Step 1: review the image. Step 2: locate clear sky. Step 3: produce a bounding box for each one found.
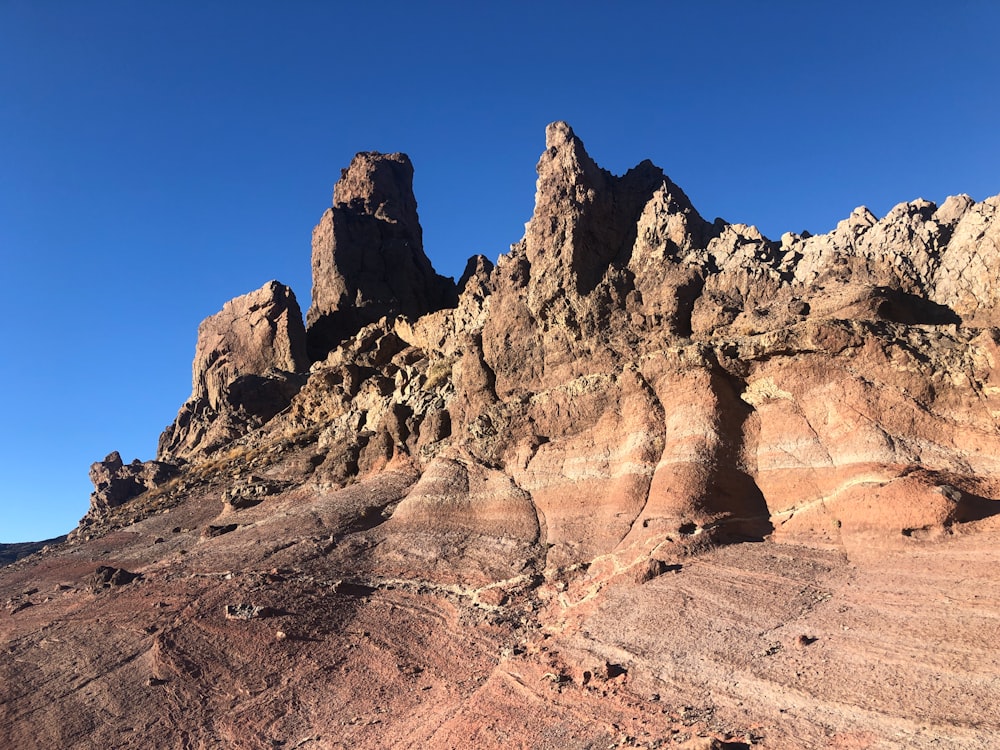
[1,1,998,542]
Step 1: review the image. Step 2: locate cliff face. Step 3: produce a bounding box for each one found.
[96,120,1000,578]
[4,123,1000,749]
[259,121,1000,577]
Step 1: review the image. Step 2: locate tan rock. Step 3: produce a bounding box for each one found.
[83,450,178,522]
[158,280,307,460]
[8,121,1000,750]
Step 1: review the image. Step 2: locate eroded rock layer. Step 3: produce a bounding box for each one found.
[144,121,1000,574]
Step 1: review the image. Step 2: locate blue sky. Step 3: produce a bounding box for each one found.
[1,1,998,542]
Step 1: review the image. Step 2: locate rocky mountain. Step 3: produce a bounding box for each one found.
[2,123,999,749]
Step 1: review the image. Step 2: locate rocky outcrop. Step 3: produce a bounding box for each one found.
[78,450,179,532]
[140,122,1000,576]
[89,565,141,590]
[158,280,308,461]
[306,151,457,360]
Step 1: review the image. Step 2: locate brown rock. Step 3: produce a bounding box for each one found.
[90,565,141,590]
[482,122,669,395]
[306,151,456,360]
[223,603,268,620]
[522,121,668,296]
[7,122,1000,750]
[202,524,238,538]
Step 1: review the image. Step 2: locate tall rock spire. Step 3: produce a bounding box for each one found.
[306,151,456,360]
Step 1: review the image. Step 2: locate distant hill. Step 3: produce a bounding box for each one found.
[0,536,66,567]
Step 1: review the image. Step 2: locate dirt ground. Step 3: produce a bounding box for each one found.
[2,475,998,749]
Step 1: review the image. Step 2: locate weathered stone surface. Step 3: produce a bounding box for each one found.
[222,476,290,511]
[306,151,457,360]
[381,456,542,582]
[90,565,141,590]
[158,280,308,460]
[280,122,1000,572]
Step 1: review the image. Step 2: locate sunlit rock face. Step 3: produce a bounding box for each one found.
[269,122,1000,576]
[138,121,1000,575]
[157,280,308,461]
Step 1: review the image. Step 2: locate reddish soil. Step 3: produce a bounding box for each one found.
[2,472,998,749]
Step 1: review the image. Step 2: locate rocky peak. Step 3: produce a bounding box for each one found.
[158,280,308,461]
[191,280,307,411]
[306,151,457,360]
[525,121,682,296]
[332,151,419,223]
[457,254,494,297]
[483,123,712,393]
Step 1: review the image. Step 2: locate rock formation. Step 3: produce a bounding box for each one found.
[86,451,178,513]
[72,450,180,539]
[4,123,1000,749]
[158,280,308,461]
[109,120,1000,575]
[306,151,457,360]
